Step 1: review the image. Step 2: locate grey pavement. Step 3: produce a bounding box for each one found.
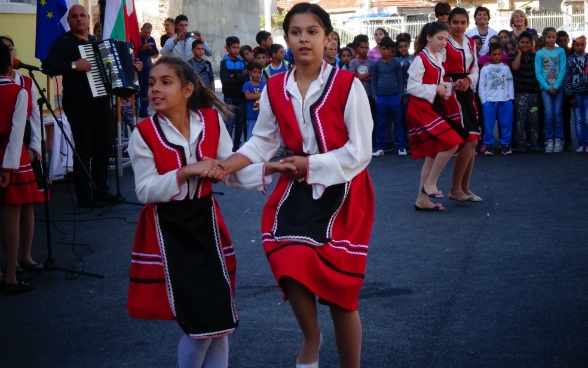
[1,145,587,367]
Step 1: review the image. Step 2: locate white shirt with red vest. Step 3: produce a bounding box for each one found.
[128,110,269,203]
[237,63,373,199]
[0,77,28,171]
[13,70,41,155]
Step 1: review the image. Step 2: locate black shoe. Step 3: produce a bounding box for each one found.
[21,262,44,272]
[93,191,119,203]
[78,197,107,208]
[4,281,35,296]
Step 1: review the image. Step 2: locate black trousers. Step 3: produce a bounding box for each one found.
[62,95,113,200]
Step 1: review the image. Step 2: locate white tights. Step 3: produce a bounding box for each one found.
[178,334,229,368]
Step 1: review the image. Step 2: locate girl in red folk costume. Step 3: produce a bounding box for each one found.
[127,57,267,368]
[0,41,43,295]
[443,7,483,202]
[217,3,374,368]
[1,36,45,276]
[407,22,470,211]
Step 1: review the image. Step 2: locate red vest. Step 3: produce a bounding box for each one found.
[0,78,23,138]
[418,49,443,85]
[266,66,355,153]
[18,74,33,118]
[443,36,476,79]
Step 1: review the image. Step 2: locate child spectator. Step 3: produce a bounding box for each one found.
[478,35,510,69]
[368,27,389,61]
[345,43,356,58]
[557,30,574,150]
[472,35,483,57]
[499,29,511,44]
[371,36,406,156]
[324,40,338,68]
[220,36,249,151]
[563,36,588,152]
[188,39,215,91]
[254,30,273,63]
[505,40,517,56]
[535,27,567,153]
[349,34,376,144]
[242,63,266,141]
[510,31,540,152]
[254,48,269,82]
[240,45,254,64]
[479,43,515,155]
[396,37,413,150]
[338,47,352,70]
[264,43,289,77]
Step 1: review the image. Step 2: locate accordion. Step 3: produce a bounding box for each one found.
[78,38,140,98]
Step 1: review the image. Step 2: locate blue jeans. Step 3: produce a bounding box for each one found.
[223,97,246,149]
[482,100,513,147]
[246,118,257,142]
[573,93,588,146]
[375,95,404,151]
[540,88,564,140]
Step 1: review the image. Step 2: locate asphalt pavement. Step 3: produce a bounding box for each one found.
[1,143,587,368]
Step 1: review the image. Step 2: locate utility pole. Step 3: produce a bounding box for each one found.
[264,0,272,31]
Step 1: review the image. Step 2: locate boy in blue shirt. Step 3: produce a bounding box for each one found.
[264,43,289,78]
[220,36,248,151]
[188,39,215,91]
[371,36,406,156]
[242,63,266,141]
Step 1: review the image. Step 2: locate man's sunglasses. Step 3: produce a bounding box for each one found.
[437,12,450,16]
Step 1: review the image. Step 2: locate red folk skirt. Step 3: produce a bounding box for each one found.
[0,140,44,204]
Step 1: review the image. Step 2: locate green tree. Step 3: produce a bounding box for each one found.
[260,10,288,30]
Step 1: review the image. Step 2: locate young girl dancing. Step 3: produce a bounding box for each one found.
[0,41,43,295]
[406,22,470,211]
[126,56,276,368]
[216,3,375,367]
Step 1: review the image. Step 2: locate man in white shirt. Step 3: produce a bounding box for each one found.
[161,14,212,60]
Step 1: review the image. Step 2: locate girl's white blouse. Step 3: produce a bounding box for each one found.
[128,111,267,204]
[237,63,373,199]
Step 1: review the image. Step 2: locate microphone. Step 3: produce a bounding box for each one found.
[12,59,54,75]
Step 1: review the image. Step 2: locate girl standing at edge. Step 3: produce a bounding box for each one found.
[127,57,289,368]
[407,22,468,211]
[444,7,483,202]
[217,3,375,367]
[368,27,389,61]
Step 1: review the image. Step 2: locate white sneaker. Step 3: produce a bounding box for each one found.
[372,149,384,156]
[576,146,586,152]
[398,149,407,156]
[545,140,554,153]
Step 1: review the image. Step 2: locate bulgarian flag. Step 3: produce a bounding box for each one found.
[102,0,141,56]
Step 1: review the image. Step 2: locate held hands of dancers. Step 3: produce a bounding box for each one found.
[436,83,448,97]
[277,156,307,182]
[452,77,470,92]
[178,157,225,184]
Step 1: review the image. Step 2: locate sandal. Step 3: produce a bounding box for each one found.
[448,193,474,202]
[421,186,443,199]
[414,203,444,211]
[4,280,35,296]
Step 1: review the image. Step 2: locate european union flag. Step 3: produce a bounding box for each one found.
[35,0,70,61]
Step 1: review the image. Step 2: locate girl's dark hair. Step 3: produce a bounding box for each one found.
[375,27,389,38]
[0,41,11,75]
[489,35,501,43]
[345,43,355,49]
[339,47,352,57]
[448,7,469,25]
[506,40,517,49]
[488,42,503,53]
[517,31,533,43]
[542,27,557,37]
[283,2,333,36]
[152,56,232,117]
[471,35,482,41]
[498,29,510,37]
[414,21,449,55]
[0,35,14,47]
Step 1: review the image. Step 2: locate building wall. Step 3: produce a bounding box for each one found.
[169,0,260,69]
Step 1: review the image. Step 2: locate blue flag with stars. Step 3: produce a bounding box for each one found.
[35,0,70,61]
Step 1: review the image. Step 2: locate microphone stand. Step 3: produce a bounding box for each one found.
[26,69,104,281]
[98,65,142,216]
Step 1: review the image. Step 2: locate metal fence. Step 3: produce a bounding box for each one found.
[334,10,588,45]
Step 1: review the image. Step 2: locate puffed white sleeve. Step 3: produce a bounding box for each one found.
[468,46,479,89]
[128,128,187,204]
[407,56,438,104]
[28,86,42,155]
[215,111,272,193]
[306,77,372,199]
[2,89,28,171]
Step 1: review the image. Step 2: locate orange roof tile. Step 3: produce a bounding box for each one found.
[277,0,435,11]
